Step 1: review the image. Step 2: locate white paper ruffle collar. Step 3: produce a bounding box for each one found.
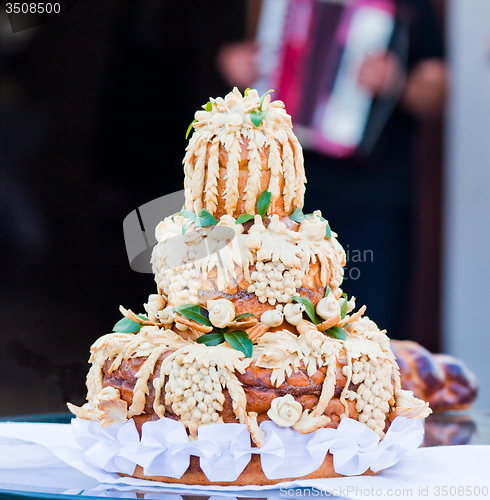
[72,415,424,482]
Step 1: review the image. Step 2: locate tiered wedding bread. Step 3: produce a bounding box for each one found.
[68,88,431,485]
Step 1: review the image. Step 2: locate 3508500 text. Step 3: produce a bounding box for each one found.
[5,2,61,14]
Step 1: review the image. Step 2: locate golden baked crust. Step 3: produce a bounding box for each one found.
[212,140,292,219]
[183,89,306,219]
[101,355,370,434]
[123,454,378,486]
[154,215,329,315]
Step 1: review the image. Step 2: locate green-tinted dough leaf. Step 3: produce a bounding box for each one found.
[325,222,332,240]
[224,331,253,358]
[235,214,255,224]
[186,119,197,139]
[195,333,225,346]
[173,304,201,314]
[113,317,142,333]
[340,298,348,320]
[250,110,266,127]
[291,295,321,325]
[177,309,212,327]
[257,190,271,217]
[182,218,194,234]
[290,207,306,223]
[259,89,275,109]
[196,209,218,227]
[181,209,196,220]
[234,313,255,321]
[326,326,346,341]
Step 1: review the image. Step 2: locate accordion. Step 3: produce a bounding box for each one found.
[255,0,409,158]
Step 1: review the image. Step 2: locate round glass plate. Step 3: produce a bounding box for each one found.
[1,411,489,500]
[0,413,73,424]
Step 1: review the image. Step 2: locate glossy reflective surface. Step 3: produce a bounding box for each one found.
[1,411,489,500]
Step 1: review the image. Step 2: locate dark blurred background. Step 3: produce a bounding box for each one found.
[0,0,446,416]
[0,0,246,415]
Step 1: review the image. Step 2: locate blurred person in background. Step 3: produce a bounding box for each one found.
[217,0,447,340]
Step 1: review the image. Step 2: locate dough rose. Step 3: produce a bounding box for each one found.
[258,345,290,369]
[267,394,303,427]
[226,113,244,133]
[316,293,340,321]
[207,299,235,328]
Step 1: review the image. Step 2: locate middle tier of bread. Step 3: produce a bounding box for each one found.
[101,352,376,436]
[150,211,346,314]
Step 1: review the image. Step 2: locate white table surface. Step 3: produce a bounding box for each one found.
[0,422,489,500]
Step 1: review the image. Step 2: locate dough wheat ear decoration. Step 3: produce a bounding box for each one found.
[68,88,431,486]
[183,88,306,219]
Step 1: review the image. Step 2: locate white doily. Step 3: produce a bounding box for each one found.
[72,416,424,481]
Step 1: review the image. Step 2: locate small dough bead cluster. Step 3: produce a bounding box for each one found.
[154,266,168,296]
[164,357,225,436]
[163,265,201,307]
[343,356,393,437]
[247,261,303,305]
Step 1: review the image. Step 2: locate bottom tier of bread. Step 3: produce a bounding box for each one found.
[120,454,378,486]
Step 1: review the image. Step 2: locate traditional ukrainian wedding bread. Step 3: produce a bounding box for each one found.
[68,88,432,485]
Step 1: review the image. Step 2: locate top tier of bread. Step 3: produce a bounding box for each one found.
[183,88,306,218]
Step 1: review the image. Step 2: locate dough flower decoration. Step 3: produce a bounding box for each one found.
[316,293,341,320]
[302,329,327,351]
[267,394,303,427]
[315,292,341,331]
[242,89,261,113]
[68,387,127,428]
[257,345,291,369]
[207,299,236,329]
[287,296,347,341]
[226,113,244,133]
[390,389,432,420]
[171,302,255,358]
[186,89,275,140]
